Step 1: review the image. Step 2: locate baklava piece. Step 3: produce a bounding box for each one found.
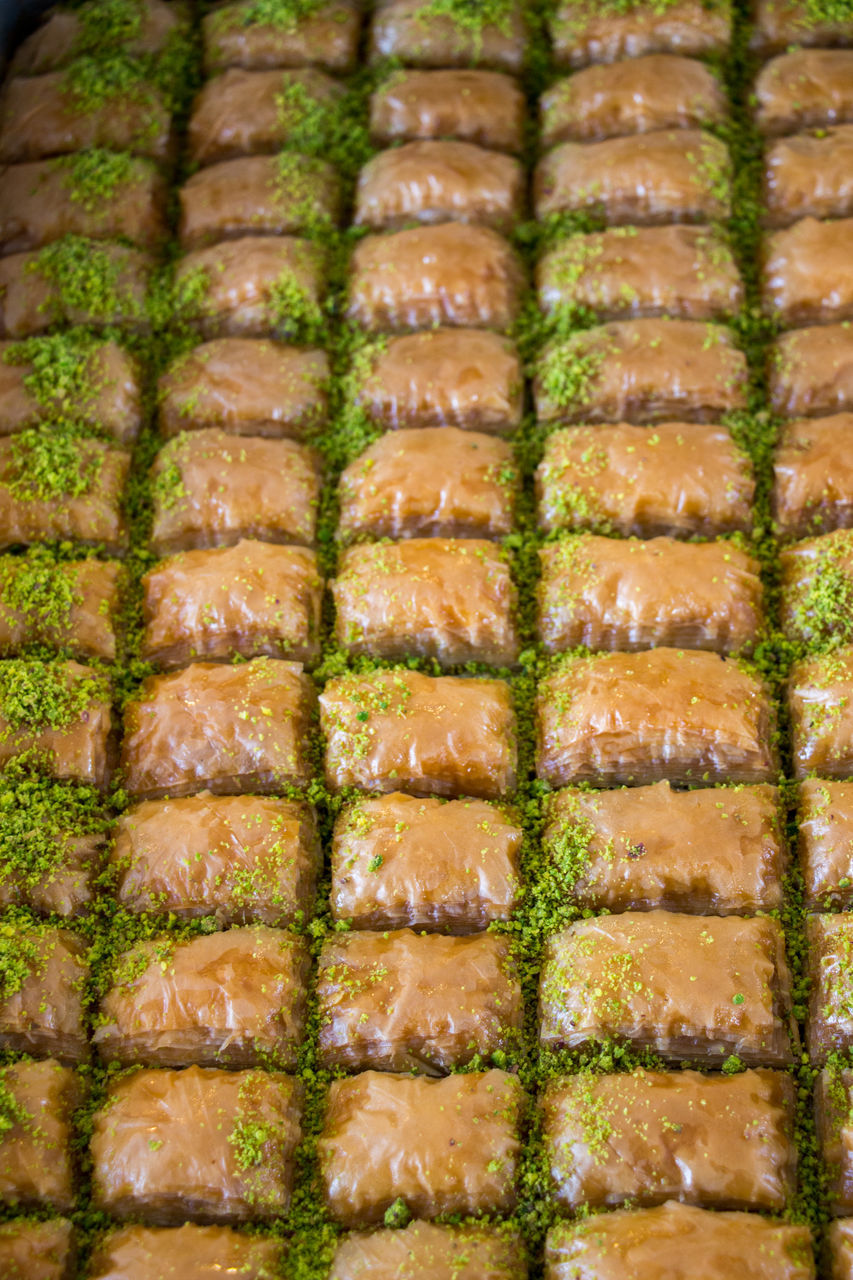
[0,240,151,337]
[95,926,310,1069]
[187,67,344,166]
[774,415,853,538]
[369,0,527,72]
[319,1069,523,1225]
[763,218,853,328]
[158,339,328,440]
[347,223,523,332]
[541,55,726,146]
[534,320,749,425]
[91,1066,302,1224]
[338,427,516,541]
[534,131,730,225]
[0,72,172,164]
[320,669,516,798]
[536,423,753,539]
[539,911,795,1065]
[178,155,339,250]
[0,1219,74,1280]
[781,529,853,648]
[549,0,732,69]
[543,1067,795,1211]
[121,658,315,800]
[12,0,182,73]
[352,330,522,435]
[330,1223,526,1280]
[203,0,360,73]
[538,534,763,654]
[0,155,167,255]
[0,554,120,661]
[150,429,318,556]
[830,1221,853,1280]
[317,929,522,1071]
[0,923,88,1062]
[542,780,785,915]
[330,792,522,932]
[0,819,100,919]
[369,68,525,153]
[537,648,776,787]
[756,50,853,135]
[0,1059,80,1211]
[807,913,853,1061]
[0,435,128,553]
[789,645,853,778]
[111,792,319,925]
[764,127,853,228]
[798,778,853,909]
[818,1065,853,1213]
[142,541,322,668]
[332,539,518,667]
[173,236,324,342]
[0,336,142,444]
[88,1224,283,1280]
[0,659,112,787]
[537,226,742,324]
[545,1202,814,1280]
[770,325,853,419]
[752,0,853,54]
[354,142,523,232]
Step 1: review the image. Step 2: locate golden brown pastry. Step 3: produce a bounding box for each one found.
[203,0,360,73]
[807,913,853,1061]
[0,242,152,337]
[332,538,519,666]
[0,555,119,661]
[780,528,853,646]
[369,0,527,72]
[536,648,776,788]
[769,325,853,418]
[330,792,521,932]
[87,1223,283,1280]
[764,127,853,227]
[536,423,753,539]
[12,0,182,73]
[818,1066,853,1214]
[0,659,112,786]
[789,645,853,777]
[830,1220,853,1280]
[178,155,338,249]
[111,792,319,925]
[538,535,763,654]
[91,1066,302,1224]
[320,669,516,798]
[0,833,99,918]
[752,0,853,54]
[543,781,786,914]
[549,1,732,69]
[0,1220,74,1280]
[798,778,853,909]
[756,49,853,135]
[539,911,795,1065]
[763,218,853,327]
[0,924,88,1062]
[318,1069,523,1225]
[543,1067,796,1210]
[369,68,525,153]
[0,1059,81,1211]
[774,415,853,537]
[330,1223,526,1280]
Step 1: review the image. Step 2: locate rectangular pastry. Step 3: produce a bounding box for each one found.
[0,553,120,661]
[769,325,853,419]
[320,669,516,798]
[88,1224,283,1280]
[91,1066,302,1224]
[318,1069,523,1225]
[187,67,344,166]
[541,55,726,146]
[536,648,776,787]
[763,218,853,327]
[534,131,731,225]
[11,0,181,69]
[798,778,853,909]
[0,923,88,1062]
[369,68,525,153]
[0,832,100,919]
[539,911,795,1065]
[537,226,742,324]
[203,0,360,73]
[536,423,753,539]
[752,0,853,54]
[332,538,519,666]
[369,0,527,72]
[789,645,853,777]
[94,926,310,1069]
[774,415,853,537]
[780,529,853,648]
[542,780,786,915]
[830,1221,853,1280]
[317,929,522,1071]
[0,1219,74,1280]
[111,792,319,925]
[0,240,152,337]
[764,128,853,227]
[150,429,319,556]
[534,320,749,425]
[330,1223,526,1280]
[0,658,112,787]
[173,236,324,342]
[545,1202,814,1280]
[141,541,323,668]
[347,223,523,332]
[338,427,517,541]
[542,1067,796,1211]
[0,1059,81,1211]
[807,913,853,1061]
[755,50,853,135]
[158,339,328,440]
[330,792,522,932]
[121,657,315,799]
[353,330,523,435]
[549,1,732,69]
[817,1065,853,1213]
[538,534,763,653]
